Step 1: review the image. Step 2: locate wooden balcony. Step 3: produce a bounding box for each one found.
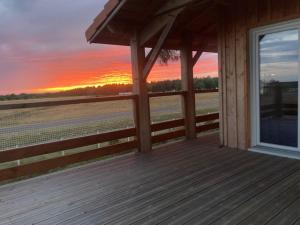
[1,133,300,225]
[0,90,219,182]
[1,90,300,224]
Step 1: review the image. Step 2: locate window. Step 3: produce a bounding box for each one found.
[250,19,300,152]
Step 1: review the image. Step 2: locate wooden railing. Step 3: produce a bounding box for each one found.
[196,113,220,132]
[0,95,137,110]
[151,113,219,143]
[0,89,219,182]
[261,103,297,118]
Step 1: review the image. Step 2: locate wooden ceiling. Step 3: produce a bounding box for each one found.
[85,0,229,52]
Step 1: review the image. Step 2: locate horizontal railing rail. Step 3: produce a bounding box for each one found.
[261,103,297,111]
[151,119,185,132]
[261,103,298,118]
[0,89,219,182]
[150,112,219,144]
[196,113,219,123]
[0,95,137,110]
[0,128,137,163]
[196,113,219,133]
[152,129,186,144]
[148,91,187,98]
[196,121,220,133]
[0,141,138,182]
[151,118,185,144]
[194,89,218,94]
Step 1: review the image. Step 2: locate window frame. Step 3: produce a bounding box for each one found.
[250,18,300,152]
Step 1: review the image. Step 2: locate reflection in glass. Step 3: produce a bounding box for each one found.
[259,30,299,147]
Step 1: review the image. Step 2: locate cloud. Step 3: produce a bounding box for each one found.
[0,0,218,94]
[260,29,299,82]
[260,30,299,64]
[0,0,106,53]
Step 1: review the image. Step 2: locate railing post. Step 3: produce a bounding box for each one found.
[181,36,196,139]
[132,95,141,151]
[130,31,152,152]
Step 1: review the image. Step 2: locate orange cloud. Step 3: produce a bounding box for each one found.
[0,0,218,95]
[2,44,218,94]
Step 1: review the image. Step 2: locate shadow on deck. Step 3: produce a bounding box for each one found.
[1,133,300,225]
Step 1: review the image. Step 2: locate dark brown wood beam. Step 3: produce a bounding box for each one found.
[143,14,178,80]
[181,35,197,139]
[193,51,203,66]
[88,0,127,43]
[130,31,152,152]
[155,0,210,16]
[140,8,182,47]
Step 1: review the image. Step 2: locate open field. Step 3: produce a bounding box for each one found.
[0,93,219,166]
[0,93,218,126]
[0,93,219,149]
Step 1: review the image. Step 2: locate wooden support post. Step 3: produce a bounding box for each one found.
[181,36,196,139]
[192,51,203,67]
[131,32,152,152]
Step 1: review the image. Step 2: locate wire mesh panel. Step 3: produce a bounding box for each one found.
[0,99,134,151]
[149,94,185,143]
[195,91,220,135]
[195,92,219,115]
[150,95,183,123]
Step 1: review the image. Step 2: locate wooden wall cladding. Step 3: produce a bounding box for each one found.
[218,0,300,149]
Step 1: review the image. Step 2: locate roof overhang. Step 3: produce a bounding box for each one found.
[85,0,228,52]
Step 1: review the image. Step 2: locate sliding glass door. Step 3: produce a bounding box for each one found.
[251,20,300,151]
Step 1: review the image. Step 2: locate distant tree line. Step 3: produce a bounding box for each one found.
[0,77,218,101]
[148,77,218,92]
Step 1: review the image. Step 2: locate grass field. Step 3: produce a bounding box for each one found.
[0,93,219,170]
[0,93,218,124]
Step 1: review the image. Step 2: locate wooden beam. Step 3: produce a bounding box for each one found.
[181,36,197,139]
[139,0,207,47]
[196,122,219,133]
[88,0,127,42]
[192,51,203,67]
[196,113,219,123]
[0,128,136,163]
[140,16,171,47]
[155,0,209,16]
[152,129,186,144]
[145,48,154,62]
[0,95,136,110]
[148,91,186,97]
[0,141,137,182]
[215,0,232,6]
[130,31,152,152]
[143,15,177,80]
[151,119,185,132]
[194,89,218,94]
[140,8,182,47]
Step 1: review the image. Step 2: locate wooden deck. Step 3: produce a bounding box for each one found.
[1,133,300,225]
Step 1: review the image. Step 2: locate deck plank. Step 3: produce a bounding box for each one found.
[45,152,266,225]
[237,183,300,225]
[0,144,251,224]
[163,160,300,225]
[0,141,212,203]
[0,142,228,216]
[205,168,300,225]
[123,158,290,225]
[265,198,300,225]
[0,133,299,225]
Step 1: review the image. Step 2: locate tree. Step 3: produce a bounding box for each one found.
[158,49,180,64]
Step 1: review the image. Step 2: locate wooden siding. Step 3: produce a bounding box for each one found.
[218,0,300,149]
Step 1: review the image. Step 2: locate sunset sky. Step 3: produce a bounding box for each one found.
[0,0,218,95]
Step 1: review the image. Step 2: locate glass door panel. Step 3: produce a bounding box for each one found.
[259,29,299,147]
